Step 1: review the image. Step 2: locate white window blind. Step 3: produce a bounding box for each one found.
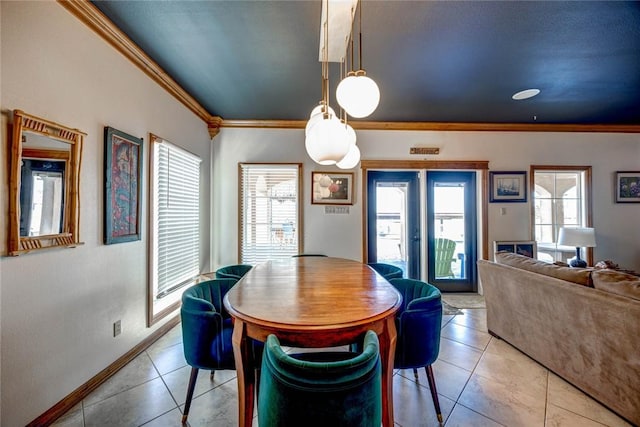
[152,138,201,299]
[240,163,301,264]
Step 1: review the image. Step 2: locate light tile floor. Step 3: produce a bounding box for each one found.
[52,309,632,427]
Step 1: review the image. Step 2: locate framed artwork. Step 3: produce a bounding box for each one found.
[490,171,527,203]
[493,240,537,259]
[311,171,354,205]
[615,171,640,203]
[104,126,143,244]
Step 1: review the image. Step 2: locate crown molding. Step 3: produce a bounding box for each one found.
[220,119,640,133]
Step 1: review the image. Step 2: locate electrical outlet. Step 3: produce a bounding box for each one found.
[113,320,122,337]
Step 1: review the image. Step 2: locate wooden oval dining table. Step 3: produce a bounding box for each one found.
[223,256,403,427]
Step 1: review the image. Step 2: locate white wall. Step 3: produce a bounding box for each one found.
[213,128,640,273]
[0,3,211,425]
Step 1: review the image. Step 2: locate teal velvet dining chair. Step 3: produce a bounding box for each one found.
[389,278,444,423]
[368,262,404,280]
[215,264,252,281]
[180,278,261,424]
[258,330,382,427]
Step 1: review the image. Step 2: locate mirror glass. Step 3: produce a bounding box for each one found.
[20,132,70,237]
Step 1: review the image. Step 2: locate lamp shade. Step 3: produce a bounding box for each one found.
[305,104,336,135]
[337,143,361,169]
[304,115,351,165]
[557,227,596,247]
[336,71,380,118]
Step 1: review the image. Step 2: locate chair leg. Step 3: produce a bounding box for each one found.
[182,367,199,424]
[210,370,215,381]
[425,365,443,423]
[413,367,419,380]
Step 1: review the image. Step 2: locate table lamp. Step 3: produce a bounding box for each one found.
[557,227,596,268]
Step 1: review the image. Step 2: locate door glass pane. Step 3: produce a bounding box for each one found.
[433,183,465,279]
[376,184,408,274]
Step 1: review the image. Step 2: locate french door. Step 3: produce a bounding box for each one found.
[426,171,477,292]
[366,171,420,279]
[366,170,477,292]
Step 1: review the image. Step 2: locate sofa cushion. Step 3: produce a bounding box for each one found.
[591,269,640,301]
[495,251,592,286]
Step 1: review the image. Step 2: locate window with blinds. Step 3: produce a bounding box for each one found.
[148,134,201,325]
[239,163,302,264]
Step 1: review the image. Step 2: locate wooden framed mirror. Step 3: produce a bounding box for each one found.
[8,110,85,255]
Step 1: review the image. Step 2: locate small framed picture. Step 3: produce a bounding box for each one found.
[311,172,354,205]
[615,171,640,203]
[493,240,537,259]
[490,171,527,203]
[104,126,143,244]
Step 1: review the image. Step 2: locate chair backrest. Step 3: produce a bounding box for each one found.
[181,279,238,370]
[215,264,253,280]
[388,278,442,369]
[434,238,456,278]
[258,331,382,427]
[368,262,404,280]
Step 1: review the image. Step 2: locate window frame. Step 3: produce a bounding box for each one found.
[147,133,202,326]
[238,163,303,264]
[529,165,593,265]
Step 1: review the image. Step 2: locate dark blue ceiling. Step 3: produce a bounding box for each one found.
[91,1,640,125]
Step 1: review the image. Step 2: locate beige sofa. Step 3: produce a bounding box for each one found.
[478,252,640,425]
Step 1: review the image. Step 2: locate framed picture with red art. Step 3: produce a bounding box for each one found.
[104,126,143,244]
[311,171,354,205]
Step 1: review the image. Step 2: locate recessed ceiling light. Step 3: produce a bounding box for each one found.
[512,89,540,100]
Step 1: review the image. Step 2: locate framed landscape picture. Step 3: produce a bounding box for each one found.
[104,126,143,244]
[615,171,640,203]
[490,171,527,203]
[311,171,354,205]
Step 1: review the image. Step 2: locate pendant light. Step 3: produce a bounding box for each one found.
[336,0,380,118]
[305,0,350,166]
[337,59,361,170]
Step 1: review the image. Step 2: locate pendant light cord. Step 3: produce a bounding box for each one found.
[358,0,362,71]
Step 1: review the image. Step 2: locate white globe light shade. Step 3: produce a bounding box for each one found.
[344,122,356,147]
[305,105,336,135]
[337,143,361,169]
[308,104,335,119]
[336,73,380,118]
[305,116,351,165]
